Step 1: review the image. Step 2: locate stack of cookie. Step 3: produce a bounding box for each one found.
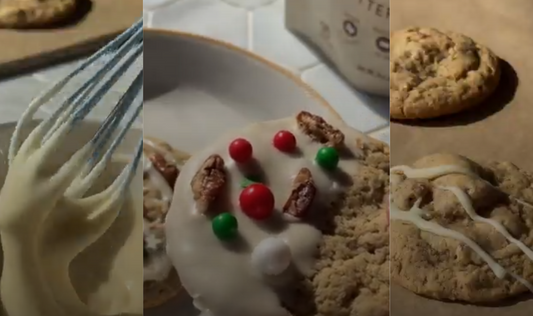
[390,27,501,120]
[143,137,190,309]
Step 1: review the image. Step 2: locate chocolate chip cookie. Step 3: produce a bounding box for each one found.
[390,27,501,119]
[390,153,533,303]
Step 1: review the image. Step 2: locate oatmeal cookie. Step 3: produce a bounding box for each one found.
[0,0,78,29]
[390,27,500,119]
[390,153,533,303]
[143,136,189,309]
[166,112,390,316]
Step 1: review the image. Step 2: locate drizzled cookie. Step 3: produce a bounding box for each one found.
[142,136,189,308]
[390,154,533,303]
[166,112,390,316]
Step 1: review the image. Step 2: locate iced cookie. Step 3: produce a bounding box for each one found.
[143,136,189,309]
[390,27,500,119]
[0,0,78,28]
[390,153,533,303]
[165,112,390,316]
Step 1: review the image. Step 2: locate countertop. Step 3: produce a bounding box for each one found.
[0,0,389,144]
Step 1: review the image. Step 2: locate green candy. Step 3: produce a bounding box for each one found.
[240,175,261,188]
[212,212,238,240]
[315,147,339,170]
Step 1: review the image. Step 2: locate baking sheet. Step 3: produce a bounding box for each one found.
[0,0,142,78]
[390,0,533,315]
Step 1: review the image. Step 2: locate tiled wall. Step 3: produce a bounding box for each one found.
[0,0,389,144]
[144,0,389,144]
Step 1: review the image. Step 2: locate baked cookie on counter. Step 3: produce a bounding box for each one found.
[390,153,533,303]
[0,0,78,28]
[390,27,500,120]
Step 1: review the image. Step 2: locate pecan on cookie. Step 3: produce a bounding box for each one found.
[190,154,227,214]
[296,111,345,148]
[283,168,317,218]
[149,153,180,187]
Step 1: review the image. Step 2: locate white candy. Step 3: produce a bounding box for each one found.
[251,237,292,276]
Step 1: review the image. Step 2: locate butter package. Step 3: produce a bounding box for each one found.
[285,0,390,96]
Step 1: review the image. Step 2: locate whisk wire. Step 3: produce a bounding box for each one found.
[43,27,143,143]
[67,71,143,198]
[8,19,143,164]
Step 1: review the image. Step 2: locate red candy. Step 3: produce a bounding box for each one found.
[239,183,275,220]
[273,130,296,152]
[229,138,253,163]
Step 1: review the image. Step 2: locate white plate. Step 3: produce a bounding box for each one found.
[143,29,341,315]
[143,29,341,154]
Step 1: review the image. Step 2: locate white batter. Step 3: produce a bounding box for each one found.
[0,122,143,316]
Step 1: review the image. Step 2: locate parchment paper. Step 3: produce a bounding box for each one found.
[0,0,142,78]
[390,0,533,315]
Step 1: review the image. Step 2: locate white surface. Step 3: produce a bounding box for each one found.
[0,56,143,126]
[144,0,390,142]
[0,0,389,143]
[143,30,342,154]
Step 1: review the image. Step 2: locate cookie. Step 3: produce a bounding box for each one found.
[390,153,533,303]
[143,136,190,309]
[165,112,390,316]
[390,27,501,119]
[0,0,78,29]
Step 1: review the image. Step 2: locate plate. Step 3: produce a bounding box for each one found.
[143,29,341,315]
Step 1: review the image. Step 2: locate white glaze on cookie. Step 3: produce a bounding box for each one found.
[143,139,185,282]
[166,115,367,316]
[390,164,533,292]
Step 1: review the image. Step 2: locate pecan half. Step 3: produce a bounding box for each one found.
[283,168,317,218]
[149,153,179,187]
[296,111,345,148]
[190,154,227,213]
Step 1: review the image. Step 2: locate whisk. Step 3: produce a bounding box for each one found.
[0,19,144,316]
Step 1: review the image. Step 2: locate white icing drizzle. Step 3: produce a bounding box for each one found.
[144,138,177,165]
[391,164,477,179]
[143,153,173,202]
[439,186,533,261]
[142,139,182,282]
[145,232,163,250]
[516,199,533,209]
[390,199,507,278]
[391,164,533,292]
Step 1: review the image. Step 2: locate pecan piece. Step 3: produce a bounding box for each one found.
[283,168,317,218]
[296,111,345,148]
[190,154,226,213]
[149,153,179,187]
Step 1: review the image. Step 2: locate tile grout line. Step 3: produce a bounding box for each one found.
[143,0,181,13]
[247,11,254,51]
[367,125,390,136]
[298,62,322,74]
